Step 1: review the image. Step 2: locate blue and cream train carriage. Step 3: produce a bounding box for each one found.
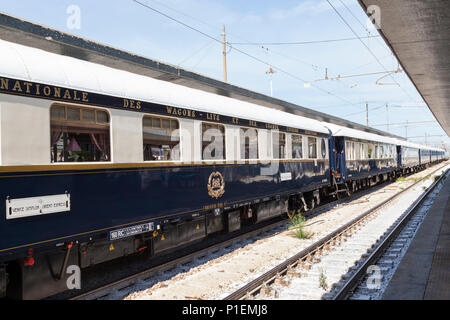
[0,39,445,299]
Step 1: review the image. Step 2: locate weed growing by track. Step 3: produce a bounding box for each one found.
[319,268,328,290]
[287,210,312,239]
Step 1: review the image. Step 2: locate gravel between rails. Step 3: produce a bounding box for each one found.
[255,165,449,300]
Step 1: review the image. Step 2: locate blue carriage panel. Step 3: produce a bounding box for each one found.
[0,160,330,258]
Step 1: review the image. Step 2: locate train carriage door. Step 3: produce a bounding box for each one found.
[397,145,402,168]
[332,136,346,182]
[327,134,335,176]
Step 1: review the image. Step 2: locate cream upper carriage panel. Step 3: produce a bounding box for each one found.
[0,38,329,135]
[321,122,398,146]
[323,122,444,155]
[0,38,330,166]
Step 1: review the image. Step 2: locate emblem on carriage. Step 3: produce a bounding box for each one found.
[207,171,225,199]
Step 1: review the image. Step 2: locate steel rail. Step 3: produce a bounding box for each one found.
[223,163,448,300]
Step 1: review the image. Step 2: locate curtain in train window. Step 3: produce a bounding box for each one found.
[272,132,286,159]
[364,143,369,159]
[292,134,303,159]
[143,115,180,161]
[345,141,352,160]
[240,128,258,160]
[355,142,361,160]
[320,138,327,159]
[50,105,110,162]
[202,123,225,160]
[368,143,373,159]
[308,137,317,159]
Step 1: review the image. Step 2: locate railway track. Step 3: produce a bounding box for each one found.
[334,168,449,300]
[67,172,402,300]
[223,163,449,300]
[69,183,376,300]
[64,163,447,300]
[69,218,288,300]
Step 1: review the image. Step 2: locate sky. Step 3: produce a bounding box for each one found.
[1,0,448,148]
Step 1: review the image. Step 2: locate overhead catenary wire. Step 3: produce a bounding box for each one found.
[229,35,380,46]
[132,0,363,108]
[136,0,403,114]
[326,0,415,101]
[146,0,324,73]
[344,103,384,117]
[177,40,216,66]
[336,0,398,69]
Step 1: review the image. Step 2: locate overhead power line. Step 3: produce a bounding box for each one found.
[408,134,445,139]
[132,0,363,108]
[344,103,384,117]
[230,35,380,46]
[371,120,437,127]
[146,0,326,73]
[326,0,415,101]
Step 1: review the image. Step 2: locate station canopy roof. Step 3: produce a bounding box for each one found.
[0,12,405,139]
[358,0,450,137]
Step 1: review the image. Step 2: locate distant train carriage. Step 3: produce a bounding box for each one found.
[323,124,398,194]
[420,148,432,165]
[395,140,421,173]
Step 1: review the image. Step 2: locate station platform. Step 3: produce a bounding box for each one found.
[382,174,450,300]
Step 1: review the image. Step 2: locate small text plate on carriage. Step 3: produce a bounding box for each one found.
[6,193,70,220]
[109,222,154,241]
[280,172,292,181]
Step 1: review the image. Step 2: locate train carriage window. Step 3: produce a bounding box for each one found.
[262,130,271,158]
[345,141,351,160]
[321,138,327,159]
[355,142,361,160]
[374,145,379,159]
[82,109,95,123]
[292,134,303,159]
[143,115,180,161]
[368,143,373,159]
[97,111,109,124]
[51,105,66,119]
[50,105,110,163]
[362,143,368,160]
[67,107,81,121]
[240,127,258,160]
[202,122,225,160]
[272,132,286,159]
[308,137,317,159]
